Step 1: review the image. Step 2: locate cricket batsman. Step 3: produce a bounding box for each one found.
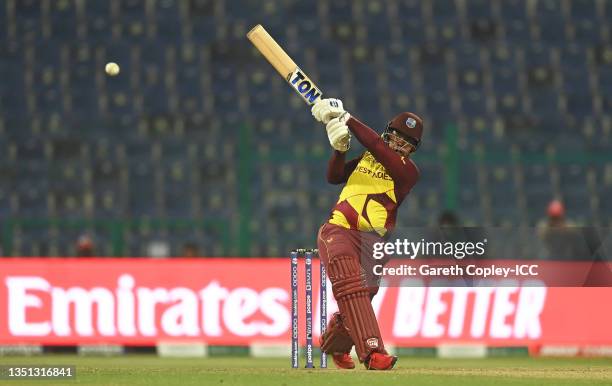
[311,99,422,370]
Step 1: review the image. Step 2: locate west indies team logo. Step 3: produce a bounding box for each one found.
[406,117,417,128]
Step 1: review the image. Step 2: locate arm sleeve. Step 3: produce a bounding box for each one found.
[327,150,360,184]
[346,116,419,190]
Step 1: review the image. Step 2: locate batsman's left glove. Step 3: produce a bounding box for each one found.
[326,112,351,152]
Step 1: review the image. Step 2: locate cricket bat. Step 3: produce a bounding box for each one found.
[247,24,323,106]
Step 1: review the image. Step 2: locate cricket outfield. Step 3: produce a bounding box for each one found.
[1,355,611,386]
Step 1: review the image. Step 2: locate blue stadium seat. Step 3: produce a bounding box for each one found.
[487,165,521,225]
[529,89,561,116]
[460,91,488,116]
[327,0,353,22]
[570,0,599,21]
[520,164,554,224]
[523,44,554,71]
[177,82,204,114]
[293,18,321,46]
[49,137,87,162]
[466,0,494,18]
[14,0,43,41]
[424,92,453,120]
[431,0,458,20]
[248,87,282,120]
[14,139,49,162]
[572,19,602,45]
[397,16,427,47]
[498,0,527,21]
[495,93,523,118]
[560,47,590,90]
[396,0,425,21]
[387,92,417,116]
[558,164,589,199]
[127,161,158,217]
[364,12,392,44]
[161,161,197,218]
[503,20,532,44]
[13,226,53,257]
[16,186,49,217]
[422,66,449,94]
[153,0,183,39]
[434,20,464,46]
[458,163,484,220]
[492,64,521,93]
[562,68,590,95]
[84,1,113,41]
[534,0,564,18]
[67,43,97,97]
[190,15,216,43]
[598,65,612,89]
[140,41,169,74]
[537,17,568,46]
[91,188,123,219]
[488,44,519,67]
[454,43,483,68]
[565,91,595,120]
[457,59,484,92]
[49,0,78,39]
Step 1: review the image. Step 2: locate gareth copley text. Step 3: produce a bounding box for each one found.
[374,264,539,279]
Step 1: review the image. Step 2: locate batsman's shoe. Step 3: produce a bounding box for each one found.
[332,353,355,370]
[364,352,398,370]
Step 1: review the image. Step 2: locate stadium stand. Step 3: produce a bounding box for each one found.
[0,0,611,256]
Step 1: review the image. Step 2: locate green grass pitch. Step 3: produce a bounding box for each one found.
[2,355,612,385]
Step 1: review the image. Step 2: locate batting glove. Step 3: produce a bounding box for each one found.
[312,98,345,124]
[326,112,351,152]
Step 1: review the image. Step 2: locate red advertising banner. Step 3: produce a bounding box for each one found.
[0,258,611,346]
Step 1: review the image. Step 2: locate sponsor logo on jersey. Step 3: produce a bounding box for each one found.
[288,68,322,105]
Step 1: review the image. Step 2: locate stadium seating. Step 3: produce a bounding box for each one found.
[0,0,611,256]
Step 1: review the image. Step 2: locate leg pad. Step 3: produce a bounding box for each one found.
[328,255,385,362]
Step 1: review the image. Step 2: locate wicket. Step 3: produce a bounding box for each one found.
[290,248,327,369]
